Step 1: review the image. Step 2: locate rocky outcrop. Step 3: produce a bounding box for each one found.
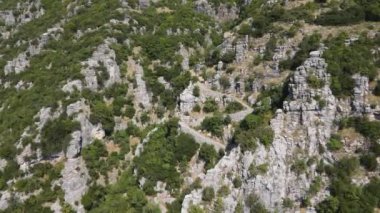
[81,38,121,91]
[0,11,15,26]
[179,83,198,113]
[67,99,105,150]
[352,74,372,114]
[194,0,239,22]
[182,51,336,212]
[179,44,190,71]
[129,59,151,109]
[62,80,83,93]
[139,0,151,9]
[246,52,335,211]
[218,36,249,63]
[59,157,89,213]
[235,36,249,63]
[0,191,11,210]
[4,26,63,75]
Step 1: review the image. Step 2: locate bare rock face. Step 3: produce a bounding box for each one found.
[62,80,83,93]
[81,38,121,91]
[352,74,372,114]
[218,36,249,63]
[182,52,337,212]
[194,0,215,17]
[235,36,249,63]
[246,52,336,211]
[4,27,63,75]
[0,11,15,26]
[60,157,89,213]
[66,131,82,159]
[216,4,239,22]
[179,83,198,113]
[0,159,7,172]
[194,0,239,22]
[0,191,11,210]
[67,99,105,149]
[130,59,151,110]
[179,44,190,71]
[139,0,151,9]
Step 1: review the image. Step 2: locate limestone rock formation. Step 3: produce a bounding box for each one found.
[59,157,89,213]
[130,59,151,110]
[81,38,121,91]
[182,51,337,212]
[352,74,372,114]
[179,83,198,113]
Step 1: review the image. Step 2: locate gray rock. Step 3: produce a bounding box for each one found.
[179,44,190,71]
[67,100,105,147]
[182,52,336,212]
[0,159,7,172]
[81,38,121,91]
[352,74,372,114]
[60,157,89,213]
[62,80,83,93]
[0,11,15,26]
[179,83,198,113]
[4,27,63,75]
[0,191,11,210]
[131,60,151,109]
[139,0,150,8]
[66,131,82,159]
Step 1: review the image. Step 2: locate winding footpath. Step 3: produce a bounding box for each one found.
[178,83,253,151]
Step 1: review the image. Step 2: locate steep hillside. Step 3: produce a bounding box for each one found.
[0,0,379,212]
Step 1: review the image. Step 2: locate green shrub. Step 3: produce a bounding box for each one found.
[198,144,219,170]
[193,85,200,97]
[41,116,80,158]
[82,185,106,210]
[373,80,380,96]
[134,120,198,191]
[327,135,343,151]
[324,35,377,97]
[203,99,218,113]
[280,34,321,70]
[201,114,224,137]
[219,75,231,91]
[315,6,365,26]
[245,193,269,213]
[82,140,108,178]
[233,177,242,188]
[291,159,307,175]
[218,185,230,197]
[193,104,201,112]
[221,51,235,64]
[225,101,244,113]
[202,187,215,202]
[90,101,115,136]
[307,75,324,88]
[282,198,294,209]
[360,153,378,171]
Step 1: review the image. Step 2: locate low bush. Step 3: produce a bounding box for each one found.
[225,101,244,113]
[201,114,224,137]
[202,187,215,202]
